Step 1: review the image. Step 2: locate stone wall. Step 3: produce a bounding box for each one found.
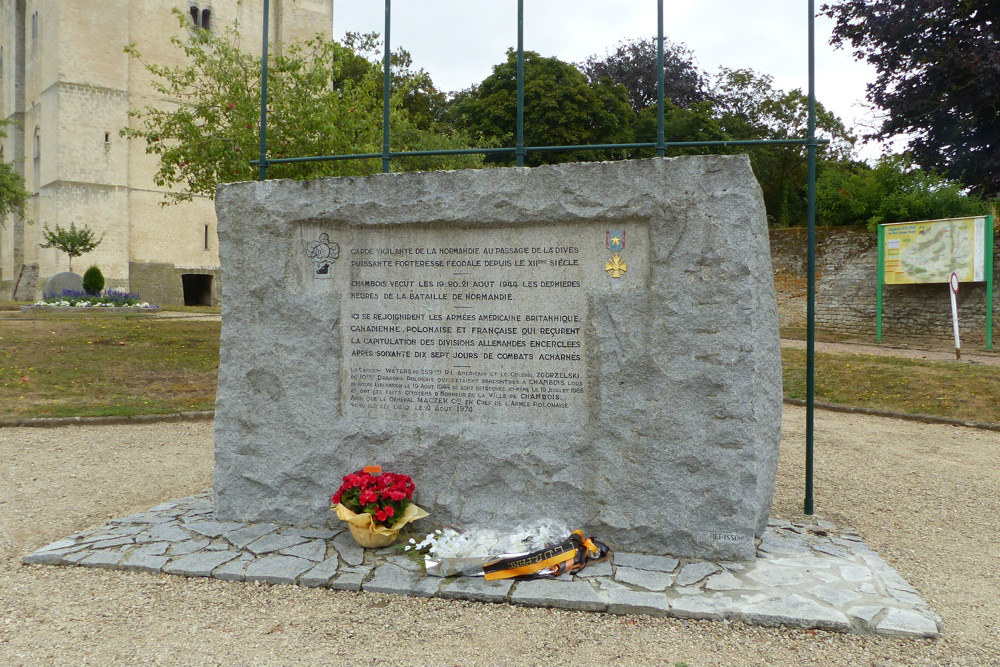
[770,225,998,345]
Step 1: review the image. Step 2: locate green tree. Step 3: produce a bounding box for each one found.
[0,121,29,227]
[581,36,708,112]
[711,68,855,226]
[39,222,104,271]
[817,154,988,230]
[447,50,634,167]
[822,0,1000,197]
[122,12,481,204]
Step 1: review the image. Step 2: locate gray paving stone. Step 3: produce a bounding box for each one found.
[331,531,364,566]
[604,587,671,616]
[149,500,182,512]
[385,555,423,572]
[744,563,808,588]
[107,524,147,537]
[121,553,169,574]
[438,577,514,603]
[245,532,308,555]
[576,560,613,578]
[204,541,233,551]
[615,566,673,591]
[846,604,885,629]
[283,528,339,540]
[704,570,745,591]
[223,523,278,549]
[876,608,939,638]
[675,561,720,587]
[364,563,440,597]
[837,564,873,582]
[61,550,93,564]
[299,556,342,588]
[78,550,127,569]
[132,542,169,557]
[759,532,812,555]
[185,520,246,537]
[169,538,212,556]
[329,568,371,591]
[670,595,725,620]
[510,579,606,612]
[244,555,314,585]
[279,539,328,562]
[613,552,679,572]
[164,550,240,577]
[809,585,862,608]
[720,561,745,572]
[136,524,191,544]
[214,556,251,582]
[33,538,78,553]
[812,542,851,559]
[23,548,79,565]
[740,594,850,631]
[80,531,115,544]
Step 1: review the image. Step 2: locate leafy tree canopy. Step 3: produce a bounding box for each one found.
[0,121,29,227]
[580,37,708,112]
[39,222,104,271]
[710,68,856,226]
[122,11,481,204]
[447,50,634,167]
[817,154,988,230]
[822,0,1000,196]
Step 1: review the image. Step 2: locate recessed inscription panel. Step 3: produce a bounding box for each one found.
[311,223,647,423]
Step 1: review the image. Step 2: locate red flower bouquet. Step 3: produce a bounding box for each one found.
[330,465,428,547]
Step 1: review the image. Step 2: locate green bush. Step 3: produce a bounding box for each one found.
[82,265,105,295]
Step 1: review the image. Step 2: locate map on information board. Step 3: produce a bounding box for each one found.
[882,217,987,284]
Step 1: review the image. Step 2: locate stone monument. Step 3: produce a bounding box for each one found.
[213,156,782,559]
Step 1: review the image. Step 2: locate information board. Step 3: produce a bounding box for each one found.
[881,217,987,284]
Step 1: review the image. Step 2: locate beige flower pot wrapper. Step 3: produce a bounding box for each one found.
[333,502,429,547]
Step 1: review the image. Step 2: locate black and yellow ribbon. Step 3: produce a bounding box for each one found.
[482,531,610,581]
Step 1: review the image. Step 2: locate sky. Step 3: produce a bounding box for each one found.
[331,0,894,162]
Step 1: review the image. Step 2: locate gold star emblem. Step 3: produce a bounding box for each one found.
[605,252,627,279]
[610,236,621,246]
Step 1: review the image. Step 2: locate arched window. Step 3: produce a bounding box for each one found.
[201,9,211,32]
[190,6,199,25]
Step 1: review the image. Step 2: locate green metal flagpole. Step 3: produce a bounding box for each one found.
[381,0,392,173]
[257,0,270,180]
[805,0,817,516]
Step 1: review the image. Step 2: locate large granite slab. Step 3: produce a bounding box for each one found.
[213,157,782,559]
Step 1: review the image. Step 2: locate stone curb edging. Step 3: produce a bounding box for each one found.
[783,398,1000,432]
[0,411,215,429]
[22,493,942,639]
[5,403,996,432]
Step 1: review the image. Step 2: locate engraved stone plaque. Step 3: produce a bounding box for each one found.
[214,157,782,559]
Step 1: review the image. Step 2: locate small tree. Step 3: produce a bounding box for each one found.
[39,222,104,272]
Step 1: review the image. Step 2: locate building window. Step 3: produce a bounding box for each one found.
[31,12,37,40]
[189,4,211,32]
[33,126,40,159]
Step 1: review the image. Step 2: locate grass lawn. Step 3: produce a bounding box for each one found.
[0,313,219,419]
[783,348,1000,423]
[1,312,995,423]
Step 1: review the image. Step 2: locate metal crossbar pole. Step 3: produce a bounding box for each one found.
[656,0,665,157]
[516,0,525,167]
[250,138,828,167]
[805,0,818,516]
[382,0,392,173]
[257,0,270,180]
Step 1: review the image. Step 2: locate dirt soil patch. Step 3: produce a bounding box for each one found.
[1,406,997,666]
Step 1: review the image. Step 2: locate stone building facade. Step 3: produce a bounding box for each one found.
[0,0,333,304]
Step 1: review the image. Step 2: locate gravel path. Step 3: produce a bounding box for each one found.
[1,408,997,666]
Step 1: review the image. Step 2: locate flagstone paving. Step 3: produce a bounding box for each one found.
[22,492,940,639]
